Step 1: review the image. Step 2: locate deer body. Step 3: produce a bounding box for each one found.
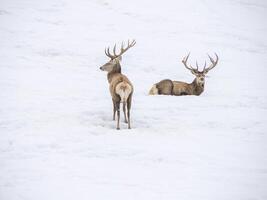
[149,78,204,96]
[100,40,136,130]
[149,53,218,96]
[108,64,133,127]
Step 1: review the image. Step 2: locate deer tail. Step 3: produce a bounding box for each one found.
[148,84,158,95]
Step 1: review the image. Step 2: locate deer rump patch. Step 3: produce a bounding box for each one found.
[115,82,132,103]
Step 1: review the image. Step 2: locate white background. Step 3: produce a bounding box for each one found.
[0,0,267,199]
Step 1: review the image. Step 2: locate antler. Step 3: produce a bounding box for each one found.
[203,53,219,74]
[182,53,218,75]
[182,53,199,75]
[105,39,136,60]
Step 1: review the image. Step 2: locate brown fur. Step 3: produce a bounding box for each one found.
[172,79,204,96]
[108,68,133,103]
[105,61,133,129]
[150,78,204,96]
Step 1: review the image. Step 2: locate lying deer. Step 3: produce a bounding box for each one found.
[100,40,136,130]
[149,53,219,96]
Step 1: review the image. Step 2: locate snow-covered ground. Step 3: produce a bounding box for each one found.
[1,0,267,199]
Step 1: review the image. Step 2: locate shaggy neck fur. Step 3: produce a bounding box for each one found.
[107,62,121,83]
[191,78,204,96]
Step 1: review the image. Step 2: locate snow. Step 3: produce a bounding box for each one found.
[0,0,267,199]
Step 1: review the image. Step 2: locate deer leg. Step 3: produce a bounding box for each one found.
[127,95,132,129]
[123,102,128,123]
[115,102,120,130]
[112,100,116,120]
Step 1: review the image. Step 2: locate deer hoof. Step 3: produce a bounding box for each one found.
[116,127,120,130]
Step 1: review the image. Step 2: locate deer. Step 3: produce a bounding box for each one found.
[99,40,136,130]
[149,53,219,96]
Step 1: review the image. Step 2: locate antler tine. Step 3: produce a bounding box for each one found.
[182,52,202,75]
[131,39,136,46]
[118,39,136,57]
[202,60,207,71]
[104,39,136,60]
[104,44,118,59]
[105,47,114,59]
[196,61,199,71]
[182,52,190,65]
[215,53,218,62]
[182,52,196,71]
[107,47,114,59]
[208,54,214,63]
[105,48,108,57]
[113,44,117,57]
[204,52,219,73]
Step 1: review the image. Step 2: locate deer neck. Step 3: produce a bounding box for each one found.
[191,78,204,95]
[107,63,122,83]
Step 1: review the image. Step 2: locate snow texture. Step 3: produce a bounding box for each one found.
[0,0,267,199]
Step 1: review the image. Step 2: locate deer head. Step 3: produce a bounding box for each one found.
[182,53,219,87]
[100,39,136,73]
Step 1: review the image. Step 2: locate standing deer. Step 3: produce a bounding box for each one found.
[100,40,136,130]
[149,53,219,96]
